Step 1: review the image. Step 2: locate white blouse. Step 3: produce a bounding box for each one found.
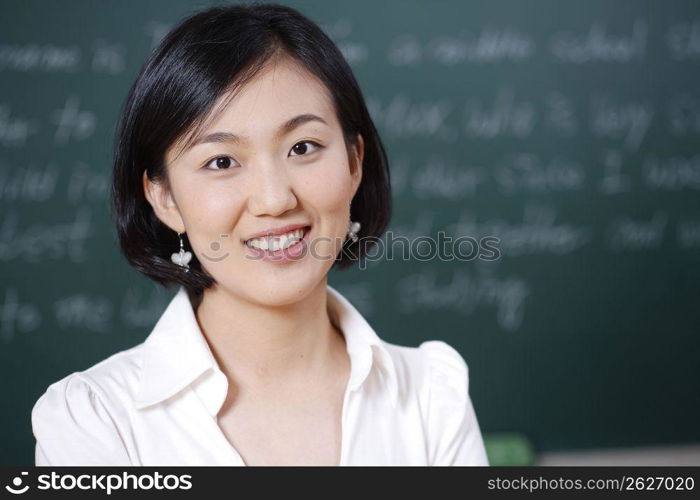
[31,284,489,466]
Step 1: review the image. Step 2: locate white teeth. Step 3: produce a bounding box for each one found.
[246,227,306,251]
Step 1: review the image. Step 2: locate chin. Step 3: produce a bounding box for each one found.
[223,273,321,306]
[255,284,317,307]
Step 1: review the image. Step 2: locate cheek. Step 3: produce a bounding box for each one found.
[302,152,354,213]
[299,152,355,260]
[181,179,241,225]
[171,174,244,253]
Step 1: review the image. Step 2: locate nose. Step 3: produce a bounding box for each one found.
[246,155,298,217]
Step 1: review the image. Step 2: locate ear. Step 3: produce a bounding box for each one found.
[142,170,185,233]
[350,133,364,197]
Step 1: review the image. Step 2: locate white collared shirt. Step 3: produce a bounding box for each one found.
[31,284,489,466]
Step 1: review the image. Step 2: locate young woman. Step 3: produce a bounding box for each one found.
[31,3,489,466]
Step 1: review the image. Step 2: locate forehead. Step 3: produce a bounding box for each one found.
[201,57,334,138]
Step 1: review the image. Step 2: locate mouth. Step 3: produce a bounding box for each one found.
[243,225,312,259]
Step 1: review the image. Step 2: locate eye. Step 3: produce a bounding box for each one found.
[203,156,239,171]
[289,140,323,157]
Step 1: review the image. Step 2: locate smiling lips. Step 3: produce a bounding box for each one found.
[244,225,310,263]
[243,222,311,242]
[202,225,313,262]
[245,226,309,251]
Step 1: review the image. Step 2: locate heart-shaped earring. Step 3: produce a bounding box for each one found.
[347,200,361,243]
[171,232,192,272]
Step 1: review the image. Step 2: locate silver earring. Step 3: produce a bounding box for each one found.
[171,232,192,272]
[347,201,360,243]
[347,221,361,243]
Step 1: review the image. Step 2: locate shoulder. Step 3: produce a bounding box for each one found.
[31,344,143,442]
[33,343,144,415]
[419,340,470,402]
[381,338,470,400]
[380,339,488,465]
[31,344,145,465]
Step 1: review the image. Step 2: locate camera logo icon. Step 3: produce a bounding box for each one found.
[5,471,29,494]
[201,234,230,262]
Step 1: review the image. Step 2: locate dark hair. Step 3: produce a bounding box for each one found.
[110,2,392,301]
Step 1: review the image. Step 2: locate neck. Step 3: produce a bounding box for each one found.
[194,278,345,390]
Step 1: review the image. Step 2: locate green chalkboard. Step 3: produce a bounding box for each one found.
[2,0,699,466]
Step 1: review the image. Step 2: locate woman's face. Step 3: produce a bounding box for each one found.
[144,56,364,306]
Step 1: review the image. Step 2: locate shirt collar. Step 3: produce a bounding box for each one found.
[134,284,399,412]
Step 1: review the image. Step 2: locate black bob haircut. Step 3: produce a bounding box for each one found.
[110,2,392,302]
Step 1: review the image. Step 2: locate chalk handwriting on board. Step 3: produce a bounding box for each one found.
[51,95,97,145]
[387,27,535,66]
[607,211,668,252]
[589,92,653,151]
[494,153,586,195]
[411,157,486,199]
[0,288,41,344]
[643,154,700,191]
[550,20,647,63]
[463,87,537,139]
[0,207,92,262]
[396,268,530,333]
[396,152,587,199]
[0,39,125,73]
[0,286,178,343]
[367,94,455,139]
[0,43,81,72]
[53,294,113,334]
[371,89,657,145]
[0,160,108,203]
[448,205,592,256]
[0,105,40,147]
[0,161,59,202]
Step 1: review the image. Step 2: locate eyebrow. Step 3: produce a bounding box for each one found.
[187,113,329,151]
